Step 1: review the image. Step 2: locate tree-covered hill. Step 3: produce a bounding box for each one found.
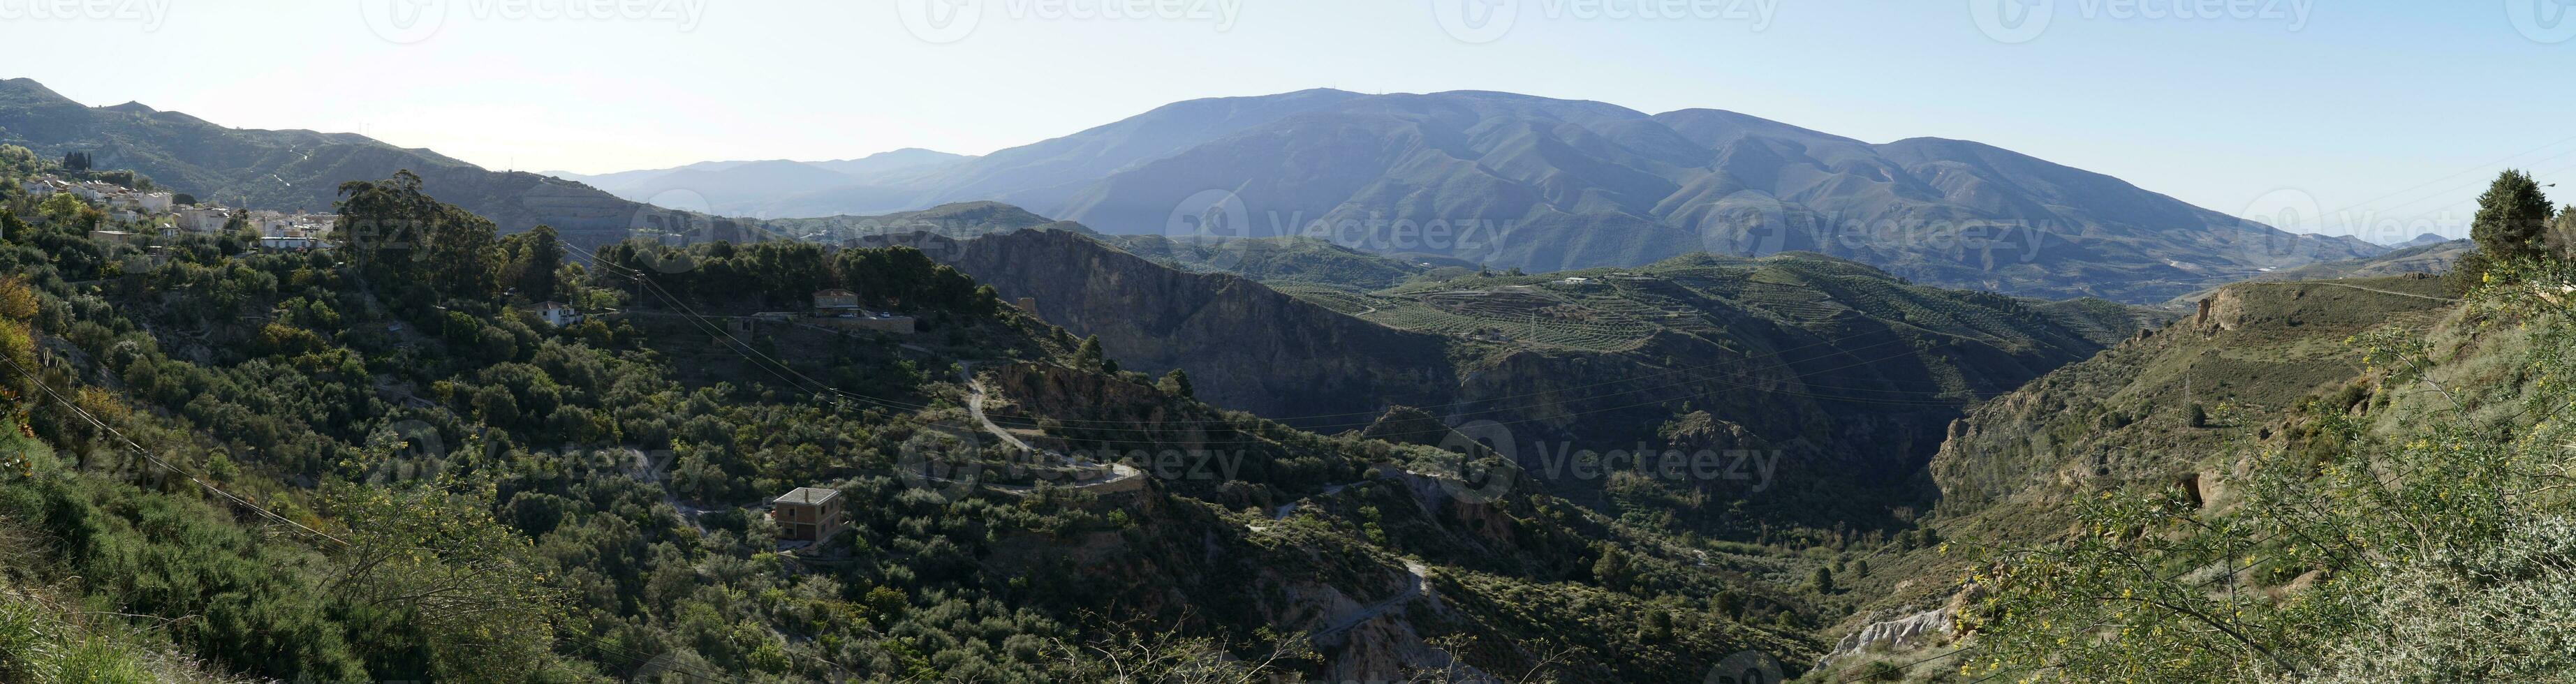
[0,174,1845,683]
[0,78,661,246]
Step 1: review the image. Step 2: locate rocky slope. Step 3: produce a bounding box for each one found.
[937,227,2157,534]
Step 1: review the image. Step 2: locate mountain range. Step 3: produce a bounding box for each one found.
[540,148,975,216]
[567,89,2391,303]
[1,76,2391,304]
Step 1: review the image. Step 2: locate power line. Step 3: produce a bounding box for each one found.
[0,353,348,547]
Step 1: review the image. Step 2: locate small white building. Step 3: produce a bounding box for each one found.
[535,302,582,327]
[71,181,120,202]
[17,179,54,198]
[176,206,231,233]
[1559,276,1591,285]
[135,192,174,214]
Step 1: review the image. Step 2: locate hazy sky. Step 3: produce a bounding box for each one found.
[10,0,2574,240]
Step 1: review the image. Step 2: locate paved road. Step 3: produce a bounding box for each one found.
[957,362,1142,492]
[2314,282,2459,302]
[959,362,1033,453]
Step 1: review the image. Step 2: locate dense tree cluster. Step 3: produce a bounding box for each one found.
[0,173,1813,683]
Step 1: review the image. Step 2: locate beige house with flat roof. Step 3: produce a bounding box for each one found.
[771,487,846,542]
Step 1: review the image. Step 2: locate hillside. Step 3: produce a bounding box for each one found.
[1802,273,2472,679]
[0,77,668,246]
[0,179,1846,683]
[924,228,2160,541]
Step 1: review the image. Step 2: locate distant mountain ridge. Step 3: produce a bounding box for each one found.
[10,75,2386,304]
[585,89,2385,303]
[0,77,658,245]
[548,148,976,216]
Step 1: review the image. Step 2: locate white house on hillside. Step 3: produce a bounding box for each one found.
[176,207,230,233]
[536,302,582,327]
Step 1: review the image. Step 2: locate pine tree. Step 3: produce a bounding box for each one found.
[1811,566,1836,593]
[2472,169,2554,262]
[1075,335,1105,371]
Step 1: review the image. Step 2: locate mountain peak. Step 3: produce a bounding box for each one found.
[0,77,75,103]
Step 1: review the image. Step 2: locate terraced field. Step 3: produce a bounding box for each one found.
[1360,288,1663,351]
[1270,284,1381,316]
